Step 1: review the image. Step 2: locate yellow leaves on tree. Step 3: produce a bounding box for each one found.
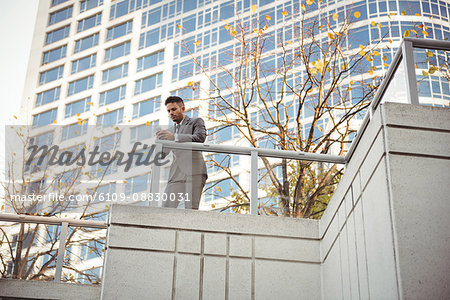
[306,0,314,6]
[282,11,288,16]
[265,15,271,21]
[194,40,201,46]
[354,11,361,18]
[251,4,257,13]
[333,13,338,21]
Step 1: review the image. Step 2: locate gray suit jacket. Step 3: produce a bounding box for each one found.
[167,116,207,181]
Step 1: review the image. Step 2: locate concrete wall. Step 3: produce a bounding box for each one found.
[0,279,101,299]
[319,103,450,300]
[101,205,321,300]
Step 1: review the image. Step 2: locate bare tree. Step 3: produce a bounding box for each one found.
[179,3,417,217]
[1,125,115,283]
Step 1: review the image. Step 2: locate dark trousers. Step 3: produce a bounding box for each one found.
[162,174,207,209]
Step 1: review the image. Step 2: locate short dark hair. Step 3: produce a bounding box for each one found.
[165,96,184,106]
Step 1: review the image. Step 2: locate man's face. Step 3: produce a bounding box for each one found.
[166,102,185,124]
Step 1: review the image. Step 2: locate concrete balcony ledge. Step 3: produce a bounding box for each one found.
[109,204,319,239]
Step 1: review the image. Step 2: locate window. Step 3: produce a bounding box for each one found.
[132,96,161,118]
[182,14,196,33]
[204,176,239,202]
[36,87,60,107]
[197,6,220,29]
[102,63,128,84]
[97,108,124,128]
[30,131,54,148]
[209,125,239,143]
[71,54,96,74]
[48,6,72,25]
[220,1,234,20]
[95,132,121,152]
[104,41,130,62]
[43,250,57,267]
[80,239,104,262]
[80,0,103,13]
[74,33,99,53]
[106,21,133,41]
[161,0,182,21]
[39,66,64,85]
[46,25,70,44]
[42,45,67,64]
[32,108,57,128]
[65,97,91,118]
[141,7,161,28]
[134,73,162,95]
[139,28,159,49]
[110,0,148,20]
[67,75,94,96]
[207,153,238,173]
[77,12,102,32]
[185,109,199,119]
[99,85,126,106]
[130,120,159,143]
[136,50,164,72]
[172,84,200,101]
[91,133,121,178]
[61,120,88,141]
[139,21,181,49]
[51,0,68,6]
[91,183,116,203]
[125,173,151,195]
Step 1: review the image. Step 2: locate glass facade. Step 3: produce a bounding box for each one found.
[31,0,450,183]
[12,0,450,285]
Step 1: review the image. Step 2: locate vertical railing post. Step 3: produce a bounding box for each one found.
[151,143,162,206]
[250,151,258,215]
[54,221,68,283]
[402,40,420,105]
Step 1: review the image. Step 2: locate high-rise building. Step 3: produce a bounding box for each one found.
[6,0,450,284]
[19,0,450,212]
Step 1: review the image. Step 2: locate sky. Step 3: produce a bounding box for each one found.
[0,0,39,126]
[0,1,38,182]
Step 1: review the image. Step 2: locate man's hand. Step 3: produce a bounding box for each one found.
[156,129,175,141]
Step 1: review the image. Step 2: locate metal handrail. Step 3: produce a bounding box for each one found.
[0,214,107,283]
[156,140,346,163]
[345,38,450,162]
[0,213,107,229]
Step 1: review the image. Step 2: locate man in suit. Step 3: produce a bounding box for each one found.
[156,96,207,209]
